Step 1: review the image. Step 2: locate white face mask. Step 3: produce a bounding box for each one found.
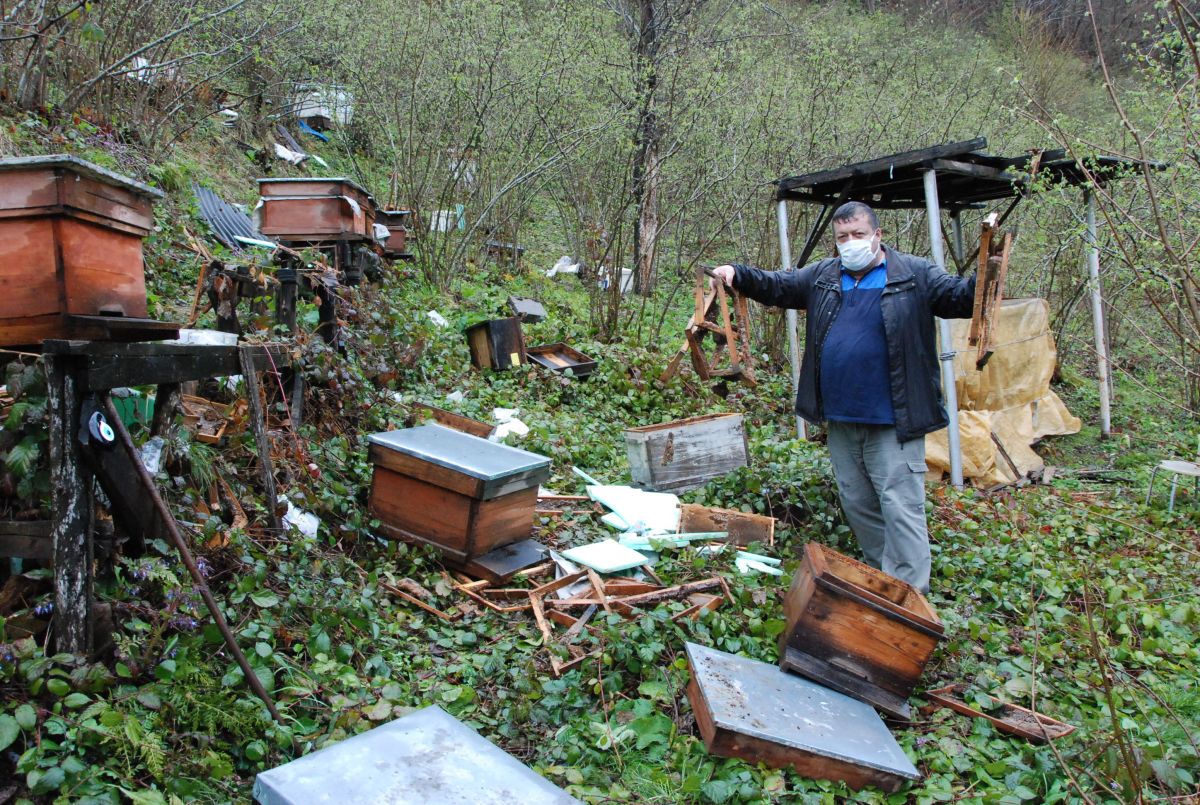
[837,235,878,271]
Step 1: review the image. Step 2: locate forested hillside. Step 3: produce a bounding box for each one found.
[0,1,1198,802]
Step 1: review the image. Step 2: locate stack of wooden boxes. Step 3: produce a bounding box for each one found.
[0,155,178,346]
[377,209,412,260]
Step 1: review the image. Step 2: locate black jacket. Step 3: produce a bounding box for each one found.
[733,247,976,442]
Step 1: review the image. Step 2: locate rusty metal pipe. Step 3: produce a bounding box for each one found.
[99,392,283,724]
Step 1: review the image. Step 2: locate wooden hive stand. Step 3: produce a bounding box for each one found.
[660,266,756,387]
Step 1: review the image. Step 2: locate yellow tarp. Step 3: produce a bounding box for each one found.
[926,298,1081,488]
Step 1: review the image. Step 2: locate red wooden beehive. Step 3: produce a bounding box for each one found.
[0,154,178,347]
[255,177,376,243]
[378,209,412,257]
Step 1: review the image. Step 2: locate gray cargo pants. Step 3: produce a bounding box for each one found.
[825,421,931,593]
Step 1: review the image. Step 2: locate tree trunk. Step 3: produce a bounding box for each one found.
[631,0,660,296]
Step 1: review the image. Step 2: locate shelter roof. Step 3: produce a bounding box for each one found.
[774,137,1160,210]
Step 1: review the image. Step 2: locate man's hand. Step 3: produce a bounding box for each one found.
[711,264,736,288]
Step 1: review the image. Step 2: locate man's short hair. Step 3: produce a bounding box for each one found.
[832,201,879,230]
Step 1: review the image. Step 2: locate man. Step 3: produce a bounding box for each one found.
[711,201,974,593]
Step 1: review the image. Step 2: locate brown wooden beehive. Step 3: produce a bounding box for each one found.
[377,209,412,257]
[464,317,526,371]
[256,177,375,242]
[779,543,945,720]
[367,425,551,562]
[0,154,177,347]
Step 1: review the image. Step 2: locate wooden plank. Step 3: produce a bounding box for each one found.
[968,213,998,346]
[679,504,775,547]
[409,402,494,439]
[82,435,162,555]
[925,684,1075,743]
[976,231,1013,369]
[776,137,988,197]
[240,346,281,534]
[0,521,53,560]
[382,583,462,622]
[40,341,289,391]
[46,354,93,655]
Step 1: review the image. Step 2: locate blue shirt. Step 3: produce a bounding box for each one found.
[819,263,895,425]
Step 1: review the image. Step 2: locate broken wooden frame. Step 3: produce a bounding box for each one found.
[967,212,1013,370]
[437,565,731,678]
[660,266,756,387]
[925,684,1075,743]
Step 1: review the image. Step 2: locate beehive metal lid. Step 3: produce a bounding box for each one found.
[368,424,550,481]
[685,642,921,781]
[256,175,373,199]
[0,154,165,199]
[253,705,581,805]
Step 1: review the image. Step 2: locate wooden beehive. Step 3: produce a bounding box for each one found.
[623,413,748,493]
[0,154,178,347]
[367,425,551,562]
[256,177,376,242]
[465,317,526,371]
[378,209,412,257]
[779,543,945,720]
[527,343,597,379]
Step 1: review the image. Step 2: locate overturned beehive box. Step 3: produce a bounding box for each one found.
[624,413,748,493]
[779,543,944,720]
[0,154,178,346]
[256,177,375,243]
[465,317,526,371]
[367,424,551,563]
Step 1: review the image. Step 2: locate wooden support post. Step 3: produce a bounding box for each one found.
[289,371,304,430]
[46,354,93,655]
[315,283,338,345]
[239,346,282,533]
[275,267,298,334]
[149,383,180,438]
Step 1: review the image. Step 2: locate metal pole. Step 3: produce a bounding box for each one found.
[950,212,965,265]
[1085,189,1112,437]
[777,200,806,440]
[923,170,964,489]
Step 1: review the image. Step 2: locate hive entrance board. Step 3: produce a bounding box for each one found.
[685,642,920,792]
[968,212,1013,370]
[660,267,756,386]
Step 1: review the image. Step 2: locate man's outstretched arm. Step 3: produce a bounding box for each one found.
[712,263,813,311]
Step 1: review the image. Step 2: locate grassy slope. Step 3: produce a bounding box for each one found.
[1,53,1199,805]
